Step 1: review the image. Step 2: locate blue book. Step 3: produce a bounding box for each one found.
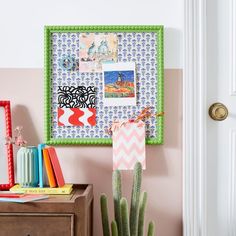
[38,144,46,188]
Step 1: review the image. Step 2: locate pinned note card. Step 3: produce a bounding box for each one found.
[112,120,146,170]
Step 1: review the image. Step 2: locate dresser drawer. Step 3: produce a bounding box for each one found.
[0,213,74,236]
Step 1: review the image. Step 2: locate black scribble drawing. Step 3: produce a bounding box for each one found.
[58,86,96,108]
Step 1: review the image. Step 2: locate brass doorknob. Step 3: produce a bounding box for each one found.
[209,103,228,121]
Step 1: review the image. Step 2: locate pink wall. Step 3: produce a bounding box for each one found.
[0,69,182,236]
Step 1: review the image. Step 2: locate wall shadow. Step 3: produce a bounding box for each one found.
[12,105,40,146]
[164,28,183,69]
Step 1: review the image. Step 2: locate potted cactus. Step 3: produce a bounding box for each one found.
[100,162,155,236]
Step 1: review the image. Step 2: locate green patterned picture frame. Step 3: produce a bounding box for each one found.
[44,25,164,145]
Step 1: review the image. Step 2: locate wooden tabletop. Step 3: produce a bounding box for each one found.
[0,184,93,213]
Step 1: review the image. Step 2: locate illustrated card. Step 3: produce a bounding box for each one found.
[103,62,136,106]
[58,86,96,108]
[57,86,96,126]
[79,33,118,72]
[58,108,96,126]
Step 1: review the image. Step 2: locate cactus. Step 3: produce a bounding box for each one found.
[100,194,110,236]
[147,221,155,236]
[113,170,123,236]
[138,191,148,236]
[120,197,130,236]
[111,221,118,236]
[100,162,155,236]
[130,162,142,236]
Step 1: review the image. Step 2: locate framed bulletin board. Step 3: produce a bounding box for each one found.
[44,25,164,145]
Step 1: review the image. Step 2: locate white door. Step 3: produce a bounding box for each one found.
[207,0,236,235]
[184,0,236,235]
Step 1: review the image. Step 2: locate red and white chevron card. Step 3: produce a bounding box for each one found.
[58,108,96,126]
[112,121,146,170]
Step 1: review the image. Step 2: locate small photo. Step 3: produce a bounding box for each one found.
[104,70,135,98]
[103,62,136,106]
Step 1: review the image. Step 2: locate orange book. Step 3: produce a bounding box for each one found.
[42,149,57,188]
[46,147,65,187]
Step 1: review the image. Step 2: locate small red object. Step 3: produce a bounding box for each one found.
[0,193,25,198]
[46,147,65,187]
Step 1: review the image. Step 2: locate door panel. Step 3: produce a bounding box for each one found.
[207,0,236,235]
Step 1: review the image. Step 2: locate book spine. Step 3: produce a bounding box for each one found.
[43,149,57,188]
[38,144,46,188]
[12,188,71,194]
[47,147,65,187]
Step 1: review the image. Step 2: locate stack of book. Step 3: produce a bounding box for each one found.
[10,145,73,195]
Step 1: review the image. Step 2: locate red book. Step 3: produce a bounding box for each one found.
[0,192,25,198]
[47,147,65,187]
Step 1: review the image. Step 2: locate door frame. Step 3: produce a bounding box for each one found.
[183,0,207,235]
[184,0,236,235]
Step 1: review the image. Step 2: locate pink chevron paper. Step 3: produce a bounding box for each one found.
[58,108,96,126]
[112,121,146,170]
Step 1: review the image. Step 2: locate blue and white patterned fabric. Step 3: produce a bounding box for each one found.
[51,32,158,139]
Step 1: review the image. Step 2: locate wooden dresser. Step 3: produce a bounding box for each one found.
[0,184,93,236]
